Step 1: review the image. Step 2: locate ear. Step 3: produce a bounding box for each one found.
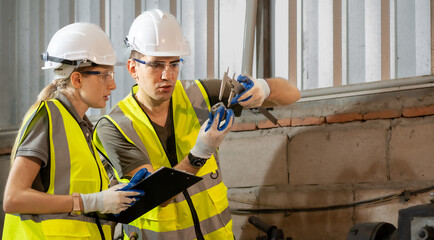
[70,72,82,88]
[127,59,138,79]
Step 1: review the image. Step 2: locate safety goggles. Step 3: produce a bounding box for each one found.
[80,70,115,83]
[133,58,184,75]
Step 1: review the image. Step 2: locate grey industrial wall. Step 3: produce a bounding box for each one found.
[1,86,433,238]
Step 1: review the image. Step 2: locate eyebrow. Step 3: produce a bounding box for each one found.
[150,59,182,64]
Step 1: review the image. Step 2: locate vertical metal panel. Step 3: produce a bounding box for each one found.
[289,0,297,86]
[0,0,18,128]
[191,0,208,79]
[303,0,319,90]
[18,1,45,120]
[396,0,415,78]
[135,0,141,17]
[214,0,220,79]
[297,0,303,88]
[342,0,348,85]
[348,0,365,84]
[432,0,434,75]
[144,0,159,11]
[333,0,342,87]
[100,0,106,31]
[415,0,430,76]
[179,0,197,80]
[318,0,333,88]
[157,0,173,14]
[390,0,396,79]
[207,0,215,79]
[241,0,258,75]
[256,0,270,78]
[381,0,390,80]
[219,0,245,75]
[270,0,289,80]
[107,0,136,109]
[365,0,381,82]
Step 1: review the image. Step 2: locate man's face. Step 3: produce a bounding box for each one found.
[133,55,181,104]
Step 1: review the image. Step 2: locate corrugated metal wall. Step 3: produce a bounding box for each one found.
[0,0,432,128]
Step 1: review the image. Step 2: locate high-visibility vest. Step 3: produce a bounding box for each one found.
[2,99,111,240]
[94,81,234,240]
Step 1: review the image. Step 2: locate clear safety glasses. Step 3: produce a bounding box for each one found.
[133,58,184,75]
[80,70,115,83]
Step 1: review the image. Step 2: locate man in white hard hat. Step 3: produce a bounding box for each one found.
[94,9,300,240]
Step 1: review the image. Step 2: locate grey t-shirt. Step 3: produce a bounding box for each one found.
[96,79,242,178]
[16,94,95,191]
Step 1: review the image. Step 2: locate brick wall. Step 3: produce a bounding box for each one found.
[219,87,434,240]
[0,87,433,239]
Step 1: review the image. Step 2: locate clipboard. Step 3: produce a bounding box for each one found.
[92,166,203,224]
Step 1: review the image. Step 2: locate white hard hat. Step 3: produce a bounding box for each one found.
[125,9,190,57]
[42,22,117,70]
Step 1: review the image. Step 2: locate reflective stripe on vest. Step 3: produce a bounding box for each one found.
[95,81,234,239]
[2,99,111,240]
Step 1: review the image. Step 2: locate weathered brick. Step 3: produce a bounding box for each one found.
[389,116,434,181]
[402,105,434,117]
[279,118,292,127]
[363,110,401,120]
[289,121,389,185]
[258,120,279,129]
[326,113,363,123]
[291,117,325,126]
[231,122,256,132]
[219,134,288,187]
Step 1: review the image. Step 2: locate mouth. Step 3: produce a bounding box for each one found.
[103,95,110,101]
[158,84,174,92]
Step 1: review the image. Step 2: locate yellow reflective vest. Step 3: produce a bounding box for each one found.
[94,81,234,239]
[2,99,111,240]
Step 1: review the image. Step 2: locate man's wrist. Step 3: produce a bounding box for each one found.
[188,152,208,168]
[257,78,271,99]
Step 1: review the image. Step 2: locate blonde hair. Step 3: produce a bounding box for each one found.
[10,77,72,164]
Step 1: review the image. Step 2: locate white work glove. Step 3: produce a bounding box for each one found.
[80,183,142,214]
[230,74,271,108]
[190,105,235,159]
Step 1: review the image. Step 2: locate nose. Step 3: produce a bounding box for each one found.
[161,65,173,79]
[108,78,116,90]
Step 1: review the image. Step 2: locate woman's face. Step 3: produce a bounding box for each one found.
[78,65,116,109]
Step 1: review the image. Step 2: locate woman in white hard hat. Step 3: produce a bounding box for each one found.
[2,22,142,240]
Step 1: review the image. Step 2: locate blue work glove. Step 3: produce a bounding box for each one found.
[230,74,270,108]
[190,105,234,159]
[128,168,152,186]
[206,105,234,132]
[118,168,151,204]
